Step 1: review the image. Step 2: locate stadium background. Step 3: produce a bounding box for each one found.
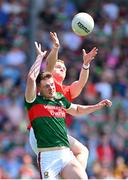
[0,0,128,178]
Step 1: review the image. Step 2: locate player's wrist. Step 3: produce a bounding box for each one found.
[53,44,60,49]
[82,63,90,70]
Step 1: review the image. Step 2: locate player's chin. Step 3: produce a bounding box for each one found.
[60,74,65,80]
[49,91,55,97]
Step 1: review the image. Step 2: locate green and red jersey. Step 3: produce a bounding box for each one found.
[25,92,71,148]
[27,80,73,130]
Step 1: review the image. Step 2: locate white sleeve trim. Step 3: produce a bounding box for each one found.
[67,103,77,110]
[25,96,36,103]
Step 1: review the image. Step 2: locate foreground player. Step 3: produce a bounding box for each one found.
[25,70,112,179]
[29,32,98,169]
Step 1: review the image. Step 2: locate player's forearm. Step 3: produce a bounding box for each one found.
[67,100,112,116]
[25,78,37,102]
[70,67,89,99]
[45,47,59,73]
[29,55,43,79]
[76,103,104,115]
[78,67,89,88]
[25,55,42,102]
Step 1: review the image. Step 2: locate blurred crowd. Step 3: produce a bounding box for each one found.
[0,0,128,179]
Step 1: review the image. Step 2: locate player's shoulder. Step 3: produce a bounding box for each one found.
[62,84,68,89]
[25,95,42,108]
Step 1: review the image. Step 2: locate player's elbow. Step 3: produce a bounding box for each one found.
[79,80,87,89]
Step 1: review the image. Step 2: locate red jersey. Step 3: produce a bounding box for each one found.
[54,80,73,102]
[27,79,74,129]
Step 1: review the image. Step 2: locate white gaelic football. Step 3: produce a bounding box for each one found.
[72,12,94,36]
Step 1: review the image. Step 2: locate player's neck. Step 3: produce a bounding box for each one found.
[40,94,55,101]
[54,77,63,85]
[57,80,63,85]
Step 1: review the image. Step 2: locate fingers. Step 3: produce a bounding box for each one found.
[50,32,57,37]
[83,46,98,64]
[105,99,112,107]
[98,99,112,109]
[35,41,38,48]
[102,99,112,107]
[90,47,98,53]
[35,41,47,57]
[35,42,41,50]
[50,32,58,39]
[42,50,47,57]
[50,32,55,39]
[50,32,57,41]
[39,43,41,50]
[92,47,98,51]
[35,41,41,54]
[50,31,60,48]
[53,32,56,35]
[82,49,86,54]
[91,47,98,56]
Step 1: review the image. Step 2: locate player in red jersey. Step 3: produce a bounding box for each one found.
[28,32,98,169]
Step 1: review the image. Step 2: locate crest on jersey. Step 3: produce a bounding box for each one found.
[59,100,64,107]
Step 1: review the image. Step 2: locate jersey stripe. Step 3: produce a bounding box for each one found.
[28,103,66,123]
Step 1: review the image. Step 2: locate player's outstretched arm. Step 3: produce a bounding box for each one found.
[45,32,60,72]
[25,52,47,103]
[66,99,112,116]
[35,32,60,73]
[69,47,98,99]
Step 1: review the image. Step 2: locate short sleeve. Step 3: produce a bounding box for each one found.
[24,97,35,110]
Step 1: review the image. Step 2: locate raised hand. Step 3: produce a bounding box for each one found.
[28,51,47,81]
[35,41,45,57]
[50,32,60,48]
[35,32,59,57]
[82,47,98,65]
